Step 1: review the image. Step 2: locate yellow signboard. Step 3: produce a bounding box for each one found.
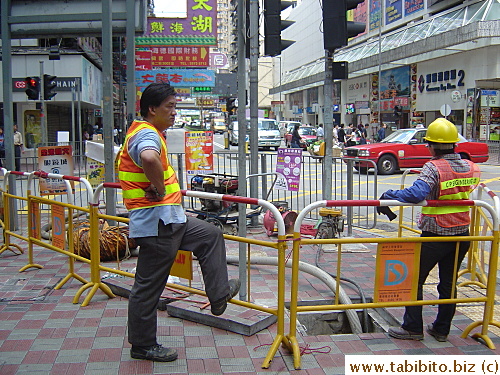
[374,242,420,303]
[170,250,193,280]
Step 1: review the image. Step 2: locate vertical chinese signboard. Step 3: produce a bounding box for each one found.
[374,242,420,302]
[37,146,74,196]
[275,148,302,192]
[185,131,214,179]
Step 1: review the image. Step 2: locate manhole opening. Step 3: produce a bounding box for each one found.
[286,298,399,336]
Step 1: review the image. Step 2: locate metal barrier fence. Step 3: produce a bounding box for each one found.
[0,170,290,369]
[181,152,379,232]
[286,198,499,369]
[13,147,380,232]
[1,167,499,370]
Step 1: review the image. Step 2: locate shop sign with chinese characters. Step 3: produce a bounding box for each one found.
[137,0,217,46]
[136,69,215,89]
[141,46,209,67]
[37,146,74,196]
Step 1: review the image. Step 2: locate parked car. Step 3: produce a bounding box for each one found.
[229,118,281,150]
[285,126,317,149]
[343,127,489,175]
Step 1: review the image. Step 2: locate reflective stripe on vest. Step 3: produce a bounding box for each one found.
[118,120,181,210]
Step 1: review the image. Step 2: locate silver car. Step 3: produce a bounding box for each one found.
[229,118,281,150]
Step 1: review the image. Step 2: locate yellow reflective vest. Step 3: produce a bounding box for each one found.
[118,120,181,211]
[421,158,480,228]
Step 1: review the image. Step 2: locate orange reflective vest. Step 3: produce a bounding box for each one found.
[421,158,480,228]
[118,120,181,211]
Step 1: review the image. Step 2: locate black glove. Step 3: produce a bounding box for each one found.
[376,193,397,221]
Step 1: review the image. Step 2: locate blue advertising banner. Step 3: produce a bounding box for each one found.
[380,66,410,98]
[405,0,424,16]
[369,0,382,31]
[386,0,403,25]
[135,69,216,88]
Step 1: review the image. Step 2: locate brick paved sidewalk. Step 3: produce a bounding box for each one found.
[0,227,499,375]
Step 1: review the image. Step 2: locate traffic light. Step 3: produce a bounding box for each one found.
[323,0,366,52]
[227,98,237,115]
[25,76,40,100]
[43,74,57,100]
[394,105,402,117]
[264,0,295,57]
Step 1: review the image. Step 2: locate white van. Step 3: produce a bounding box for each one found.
[229,118,281,150]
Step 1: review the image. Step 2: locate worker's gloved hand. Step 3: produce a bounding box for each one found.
[377,193,397,221]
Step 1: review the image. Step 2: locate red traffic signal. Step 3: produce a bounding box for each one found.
[25,76,40,100]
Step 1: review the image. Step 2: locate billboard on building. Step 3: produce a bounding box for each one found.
[136,0,218,46]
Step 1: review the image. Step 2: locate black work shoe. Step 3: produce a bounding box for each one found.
[211,278,241,316]
[427,324,448,342]
[130,344,178,362]
[388,326,424,340]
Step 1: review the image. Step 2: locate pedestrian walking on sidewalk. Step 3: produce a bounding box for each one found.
[13,124,23,171]
[380,118,480,342]
[118,82,240,362]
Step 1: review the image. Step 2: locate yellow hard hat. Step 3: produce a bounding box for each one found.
[424,118,459,143]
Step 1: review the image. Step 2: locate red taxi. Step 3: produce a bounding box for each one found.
[343,128,489,175]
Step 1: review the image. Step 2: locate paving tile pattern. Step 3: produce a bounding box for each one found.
[0,227,499,375]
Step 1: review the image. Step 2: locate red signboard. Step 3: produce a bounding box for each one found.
[135,50,152,71]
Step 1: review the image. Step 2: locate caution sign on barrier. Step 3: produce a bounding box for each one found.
[30,201,41,240]
[374,242,420,303]
[51,204,66,250]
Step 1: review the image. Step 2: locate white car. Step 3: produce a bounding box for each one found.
[229,118,281,150]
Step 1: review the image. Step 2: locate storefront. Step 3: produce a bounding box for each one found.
[415,46,500,140]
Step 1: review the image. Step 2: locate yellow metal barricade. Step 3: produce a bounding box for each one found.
[286,198,499,370]
[0,170,29,256]
[93,182,291,369]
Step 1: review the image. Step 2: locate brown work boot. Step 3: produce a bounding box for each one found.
[388,326,424,340]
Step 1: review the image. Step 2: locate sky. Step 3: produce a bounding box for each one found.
[153,0,187,18]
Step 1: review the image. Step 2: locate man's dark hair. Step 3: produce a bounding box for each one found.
[427,141,455,155]
[140,83,176,118]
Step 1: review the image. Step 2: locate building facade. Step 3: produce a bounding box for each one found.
[270,0,500,142]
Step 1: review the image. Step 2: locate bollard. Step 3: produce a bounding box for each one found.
[224,131,229,149]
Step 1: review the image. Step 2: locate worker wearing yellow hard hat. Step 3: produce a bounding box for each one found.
[378,118,481,343]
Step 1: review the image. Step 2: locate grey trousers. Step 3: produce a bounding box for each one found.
[128,217,230,347]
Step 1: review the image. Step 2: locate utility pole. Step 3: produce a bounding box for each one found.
[236,0,248,300]
[249,0,259,222]
[40,61,47,145]
[102,0,117,219]
[323,53,334,200]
